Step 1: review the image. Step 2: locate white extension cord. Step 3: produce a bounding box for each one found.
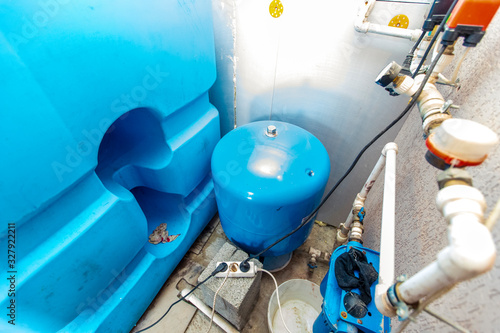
[258,268,292,333]
[206,265,232,333]
[207,262,292,333]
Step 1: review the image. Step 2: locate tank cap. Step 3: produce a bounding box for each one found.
[266,125,277,137]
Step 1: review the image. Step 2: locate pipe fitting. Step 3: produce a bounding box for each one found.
[436,169,473,189]
[375,284,397,317]
[438,218,495,279]
[350,221,364,242]
[353,193,366,211]
[382,142,399,156]
[396,185,495,305]
[393,75,417,96]
[418,83,446,118]
[392,73,449,136]
[354,0,422,41]
[336,224,349,245]
[436,185,486,223]
[422,113,453,137]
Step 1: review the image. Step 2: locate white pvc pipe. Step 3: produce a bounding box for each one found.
[398,217,495,304]
[181,289,239,333]
[397,186,495,304]
[375,143,398,317]
[378,145,398,285]
[354,0,422,42]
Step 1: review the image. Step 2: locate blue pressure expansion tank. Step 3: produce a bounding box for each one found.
[0,2,219,332]
[211,121,330,257]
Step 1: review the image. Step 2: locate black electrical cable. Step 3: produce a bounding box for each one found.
[135,263,228,333]
[401,30,426,75]
[241,44,449,271]
[410,30,427,55]
[411,0,459,78]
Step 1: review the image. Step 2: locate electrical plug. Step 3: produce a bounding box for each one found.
[211,262,228,276]
[239,260,250,273]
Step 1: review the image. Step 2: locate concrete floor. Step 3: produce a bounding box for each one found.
[131,215,337,333]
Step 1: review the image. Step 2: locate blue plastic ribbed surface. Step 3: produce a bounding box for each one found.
[211,121,330,257]
[0,2,219,332]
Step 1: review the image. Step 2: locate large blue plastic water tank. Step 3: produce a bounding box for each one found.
[0,2,219,332]
[211,121,330,257]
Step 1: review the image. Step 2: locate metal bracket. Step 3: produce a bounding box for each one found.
[440,100,460,113]
[388,275,410,321]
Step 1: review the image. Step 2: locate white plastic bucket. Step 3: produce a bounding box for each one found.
[267,279,323,333]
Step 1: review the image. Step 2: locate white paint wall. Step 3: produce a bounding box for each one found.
[211,2,500,330]
[211,0,431,225]
[210,0,237,135]
[363,12,500,332]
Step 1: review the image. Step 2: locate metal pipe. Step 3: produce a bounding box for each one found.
[354,0,422,41]
[180,289,239,333]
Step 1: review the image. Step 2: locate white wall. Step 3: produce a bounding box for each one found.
[210,0,237,135]
[211,0,431,225]
[363,11,500,332]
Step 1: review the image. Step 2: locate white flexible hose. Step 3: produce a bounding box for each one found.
[451,47,471,83]
[258,268,292,333]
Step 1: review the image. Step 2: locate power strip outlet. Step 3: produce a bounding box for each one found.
[214,261,257,278]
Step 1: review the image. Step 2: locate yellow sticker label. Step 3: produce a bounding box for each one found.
[269,0,283,18]
[388,14,409,29]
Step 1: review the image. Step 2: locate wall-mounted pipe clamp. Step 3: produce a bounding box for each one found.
[387,276,411,321]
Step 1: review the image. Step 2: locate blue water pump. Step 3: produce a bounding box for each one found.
[314,242,391,333]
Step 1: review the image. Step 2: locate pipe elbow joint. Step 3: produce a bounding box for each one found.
[410,29,423,42]
[354,20,370,34]
[336,225,349,244]
[382,142,398,156]
[436,185,495,280]
[375,284,397,317]
[438,219,496,280]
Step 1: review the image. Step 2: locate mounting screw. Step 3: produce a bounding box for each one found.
[341,311,348,319]
[266,125,277,137]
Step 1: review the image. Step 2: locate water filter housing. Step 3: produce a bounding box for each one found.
[211,121,330,257]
